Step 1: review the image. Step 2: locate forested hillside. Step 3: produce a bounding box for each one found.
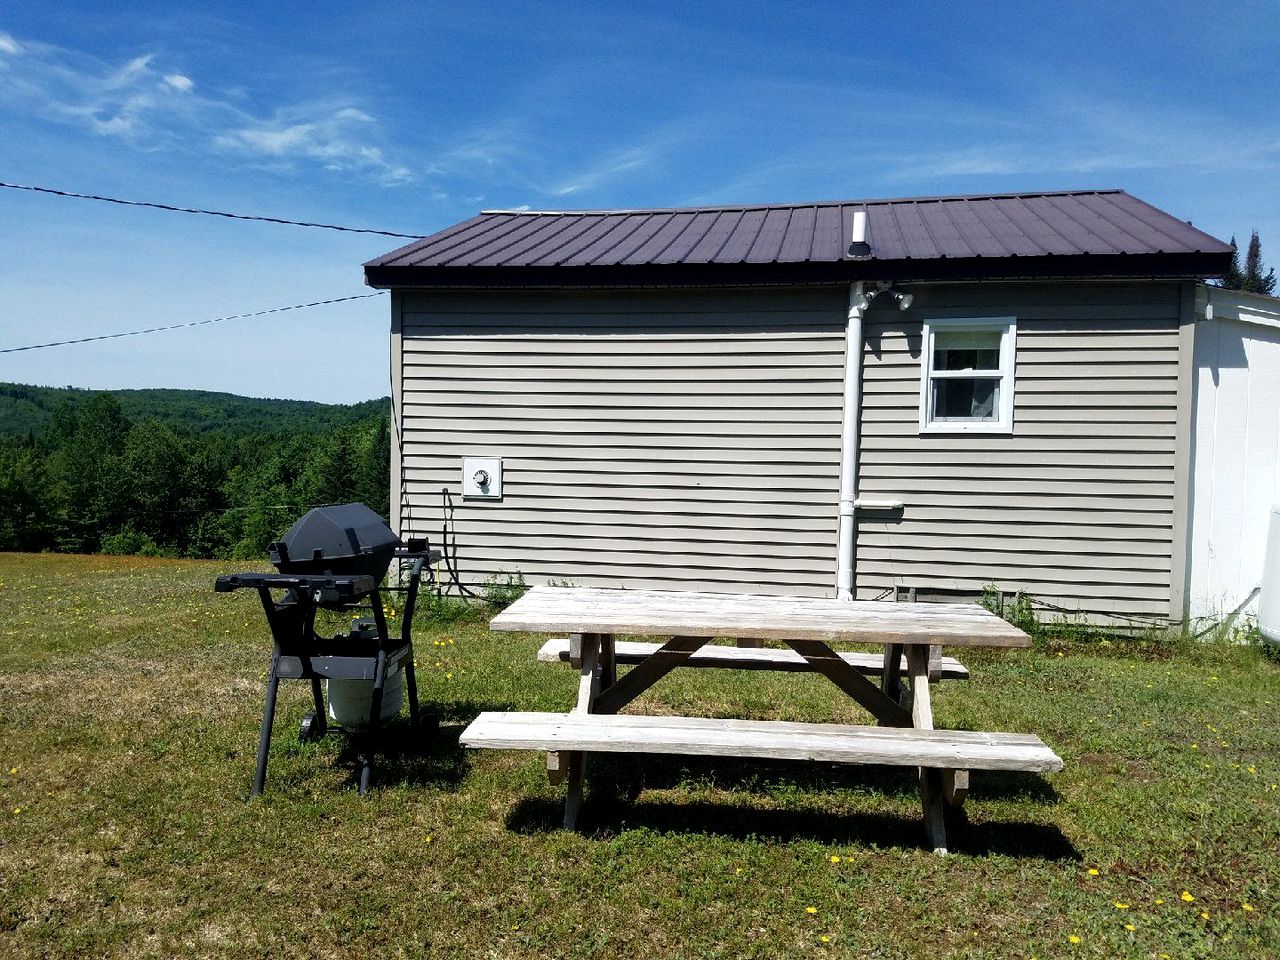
[0,388,391,559]
[0,382,387,437]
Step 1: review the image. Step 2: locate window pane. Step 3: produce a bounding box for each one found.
[933,330,1001,371]
[931,378,999,420]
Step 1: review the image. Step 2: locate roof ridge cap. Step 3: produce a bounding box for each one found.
[479,189,1127,217]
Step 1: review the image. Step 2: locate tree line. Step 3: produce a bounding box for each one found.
[0,392,390,559]
[1221,230,1276,295]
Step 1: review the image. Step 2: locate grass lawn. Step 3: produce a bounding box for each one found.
[0,552,1277,959]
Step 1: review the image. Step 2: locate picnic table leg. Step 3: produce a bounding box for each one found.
[562,633,601,830]
[599,634,617,690]
[880,643,908,717]
[906,644,948,855]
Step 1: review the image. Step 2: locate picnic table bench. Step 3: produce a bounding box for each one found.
[460,586,1062,853]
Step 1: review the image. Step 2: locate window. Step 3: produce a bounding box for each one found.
[919,317,1016,433]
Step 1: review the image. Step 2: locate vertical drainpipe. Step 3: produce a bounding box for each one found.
[836,280,868,601]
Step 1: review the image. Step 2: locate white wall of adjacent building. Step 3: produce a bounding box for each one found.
[1188,287,1280,622]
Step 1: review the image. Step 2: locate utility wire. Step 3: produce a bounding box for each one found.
[0,292,385,353]
[0,181,425,239]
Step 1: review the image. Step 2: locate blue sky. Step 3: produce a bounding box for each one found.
[2,1,1278,403]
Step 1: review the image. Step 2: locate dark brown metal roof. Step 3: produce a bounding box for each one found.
[365,189,1232,287]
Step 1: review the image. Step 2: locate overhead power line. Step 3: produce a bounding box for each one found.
[0,181,425,239]
[0,292,386,353]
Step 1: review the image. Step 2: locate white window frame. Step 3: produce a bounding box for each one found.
[918,316,1017,434]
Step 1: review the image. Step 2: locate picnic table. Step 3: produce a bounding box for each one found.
[460,586,1062,853]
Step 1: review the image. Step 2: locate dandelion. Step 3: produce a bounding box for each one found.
[1180,891,1195,902]
[1087,868,1099,876]
[1190,743,1199,750]
[1242,903,1255,912]
[819,935,830,943]
[1154,898,1164,905]
[1114,902,1130,909]
[445,672,453,679]
[1247,766,1257,774]
[1123,923,1135,932]
[1068,934,1081,944]
[1200,911,1210,920]
[11,807,20,814]
[424,835,432,843]
[734,867,743,875]
[805,906,818,915]
[829,855,841,864]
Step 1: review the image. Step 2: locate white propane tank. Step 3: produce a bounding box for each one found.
[1260,503,1280,646]
[327,667,404,728]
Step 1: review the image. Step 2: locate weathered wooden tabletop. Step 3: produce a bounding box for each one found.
[490,586,1029,647]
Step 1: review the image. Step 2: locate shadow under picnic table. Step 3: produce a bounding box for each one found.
[506,794,1078,860]
[503,753,1075,860]
[584,752,1061,804]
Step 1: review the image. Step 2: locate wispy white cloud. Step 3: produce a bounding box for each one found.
[550,145,655,197]
[0,30,412,185]
[214,106,412,184]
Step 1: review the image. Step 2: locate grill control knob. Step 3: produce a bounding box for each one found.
[473,469,490,487]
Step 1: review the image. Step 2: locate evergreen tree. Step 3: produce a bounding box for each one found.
[1242,230,1277,296]
[1222,236,1244,289]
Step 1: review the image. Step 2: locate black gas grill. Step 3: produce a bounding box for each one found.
[215,503,439,794]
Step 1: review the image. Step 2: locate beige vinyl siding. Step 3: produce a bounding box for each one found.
[396,287,848,596]
[855,281,1184,621]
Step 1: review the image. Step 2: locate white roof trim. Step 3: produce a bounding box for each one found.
[1197,284,1280,330]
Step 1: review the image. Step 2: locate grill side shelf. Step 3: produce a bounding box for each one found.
[213,573,377,596]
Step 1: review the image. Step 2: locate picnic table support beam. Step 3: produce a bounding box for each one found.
[785,639,912,728]
[907,644,947,855]
[592,636,710,715]
[561,633,602,830]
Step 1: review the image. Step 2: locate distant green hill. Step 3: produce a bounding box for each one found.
[0,382,388,436]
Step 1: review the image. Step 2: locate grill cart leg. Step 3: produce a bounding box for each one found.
[253,652,282,797]
[299,678,328,743]
[359,648,388,795]
[404,646,420,724]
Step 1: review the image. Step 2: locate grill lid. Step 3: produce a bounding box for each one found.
[268,503,401,582]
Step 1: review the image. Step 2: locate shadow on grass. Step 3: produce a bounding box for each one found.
[503,753,1074,859]
[588,753,1060,804]
[330,697,515,791]
[506,793,1077,860]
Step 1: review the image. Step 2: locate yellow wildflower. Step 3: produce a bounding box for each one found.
[11,807,20,814]
[1114,902,1129,910]
[829,855,841,864]
[805,906,817,915]
[1200,911,1210,920]
[424,835,432,843]
[819,935,830,943]
[1123,923,1135,932]
[1242,903,1255,912]
[1180,891,1195,902]
[1154,898,1164,905]
[1087,868,1099,876]
[1068,934,1081,944]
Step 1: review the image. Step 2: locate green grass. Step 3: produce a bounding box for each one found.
[1,553,1277,959]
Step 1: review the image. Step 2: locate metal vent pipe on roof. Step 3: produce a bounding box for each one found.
[848,210,871,258]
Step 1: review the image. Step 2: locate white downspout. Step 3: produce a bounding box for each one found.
[836,279,869,600]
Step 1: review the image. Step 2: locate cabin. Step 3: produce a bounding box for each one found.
[364,189,1232,626]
